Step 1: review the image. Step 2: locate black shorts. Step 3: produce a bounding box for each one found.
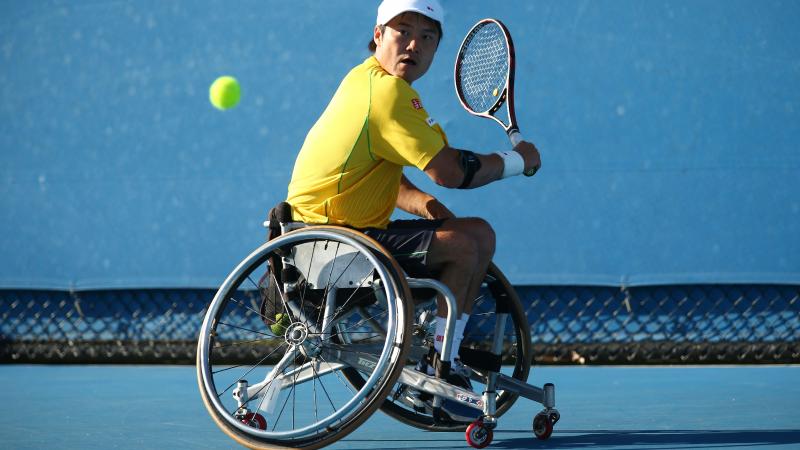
[362,219,446,278]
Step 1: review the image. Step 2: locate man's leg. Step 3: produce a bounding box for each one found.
[417,218,495,419]
[361,217,495,362]
[424,217,495,377]
[457,218,496,314]
[426,217,496,316]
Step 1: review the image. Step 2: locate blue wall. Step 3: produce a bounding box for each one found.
[1,0,799,289]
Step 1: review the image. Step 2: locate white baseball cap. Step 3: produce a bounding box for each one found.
[376,0,445,28]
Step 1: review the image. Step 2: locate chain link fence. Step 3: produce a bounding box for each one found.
[1,284,798,364]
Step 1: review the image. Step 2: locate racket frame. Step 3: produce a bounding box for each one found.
[454,18,519,137]
[455,18,537,176]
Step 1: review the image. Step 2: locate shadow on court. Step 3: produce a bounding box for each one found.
[336,429,800,450]
[490,429,800,449]
[3,365,798,450]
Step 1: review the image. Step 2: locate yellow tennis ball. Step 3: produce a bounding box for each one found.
[270,313,291,336]
[492,87,499,97]
[209,75,241,110]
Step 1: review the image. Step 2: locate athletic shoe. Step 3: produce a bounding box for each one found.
[413,350,482,423]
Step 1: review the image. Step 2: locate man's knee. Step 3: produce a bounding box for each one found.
[432,218,494,264]
[461,217,496,260]
[430,227,480,268]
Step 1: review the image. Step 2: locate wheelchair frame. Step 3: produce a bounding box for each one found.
[197,221,559,449]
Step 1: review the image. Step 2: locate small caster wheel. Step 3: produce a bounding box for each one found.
[532,413,553,440]
[241,412,267,430]
[466,420,493,448]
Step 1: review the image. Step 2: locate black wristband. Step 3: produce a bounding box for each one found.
[458,150,482,189]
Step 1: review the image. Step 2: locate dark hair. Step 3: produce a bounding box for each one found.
[367,16,443,52]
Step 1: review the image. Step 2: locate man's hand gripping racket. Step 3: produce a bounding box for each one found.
[455,18,540,176]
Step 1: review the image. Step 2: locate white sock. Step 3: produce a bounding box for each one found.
[452,313,470,361]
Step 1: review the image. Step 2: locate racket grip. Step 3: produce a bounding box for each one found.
[508,130,523,147]
[508,131,539,177]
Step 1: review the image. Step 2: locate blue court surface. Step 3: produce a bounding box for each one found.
[1,364,797,450]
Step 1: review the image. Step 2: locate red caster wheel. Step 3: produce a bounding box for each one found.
[241,412,267,430]
[532,413,553,440]
[466,420,493,449]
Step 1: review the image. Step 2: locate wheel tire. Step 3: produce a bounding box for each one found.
[533,413,553,440]
[197,227,414,450]
[465,420,493,449]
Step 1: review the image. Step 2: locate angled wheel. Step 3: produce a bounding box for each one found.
[532,412,554,440]
[241,412,267,430]
[377,262,532,431]
[197,226,414,449]
[465,420,493,448]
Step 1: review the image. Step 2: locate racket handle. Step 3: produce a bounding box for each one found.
[508,131,539,177]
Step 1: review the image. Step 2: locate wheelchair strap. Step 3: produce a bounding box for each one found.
[275,201,293,224]
[458,347,503,373]
[488,279,512,314]
[266,201,294,241]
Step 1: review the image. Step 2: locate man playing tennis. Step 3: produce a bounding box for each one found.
[286,0,540,380]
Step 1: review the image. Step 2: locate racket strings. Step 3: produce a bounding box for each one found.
[457,23,509,114]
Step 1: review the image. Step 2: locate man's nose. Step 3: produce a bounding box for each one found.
[406,37,419,53]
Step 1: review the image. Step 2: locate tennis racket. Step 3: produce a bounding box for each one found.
[454,18,538,176]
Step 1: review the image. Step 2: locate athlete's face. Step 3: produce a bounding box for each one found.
[373,12,440,84]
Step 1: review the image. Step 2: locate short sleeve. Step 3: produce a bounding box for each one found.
[369,76,448,170]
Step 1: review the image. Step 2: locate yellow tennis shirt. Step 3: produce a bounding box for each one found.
[286,56,448,229]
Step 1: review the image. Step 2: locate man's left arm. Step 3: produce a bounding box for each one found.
[397,174,455,220]
[422,141,541,189]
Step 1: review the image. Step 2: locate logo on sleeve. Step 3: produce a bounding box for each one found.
[411,98,423,110]
[426,117,437,127]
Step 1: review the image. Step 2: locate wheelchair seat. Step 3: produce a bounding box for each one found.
[264,201,439,302]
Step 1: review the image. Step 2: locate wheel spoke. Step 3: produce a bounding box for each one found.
[271,348,302,431]
[316,351,359,393]
[328,308,389,339]
[213,337,277,349]
[299,241,317,320]
[217,342,288,397]
[331,268,376,318]
[310,356,339,413]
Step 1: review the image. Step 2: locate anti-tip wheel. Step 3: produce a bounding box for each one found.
[466,420,493,449]
[532,413,553,440]
[241,412,267,430]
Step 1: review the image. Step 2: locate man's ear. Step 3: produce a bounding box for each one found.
[373,24,383,49]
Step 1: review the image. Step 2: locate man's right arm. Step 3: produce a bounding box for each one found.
[423,141,541,189]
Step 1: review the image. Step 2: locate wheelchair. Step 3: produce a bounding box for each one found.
[196,203,559,449]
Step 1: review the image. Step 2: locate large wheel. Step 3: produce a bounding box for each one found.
[197,227,414,449]
[377,262,532,431]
